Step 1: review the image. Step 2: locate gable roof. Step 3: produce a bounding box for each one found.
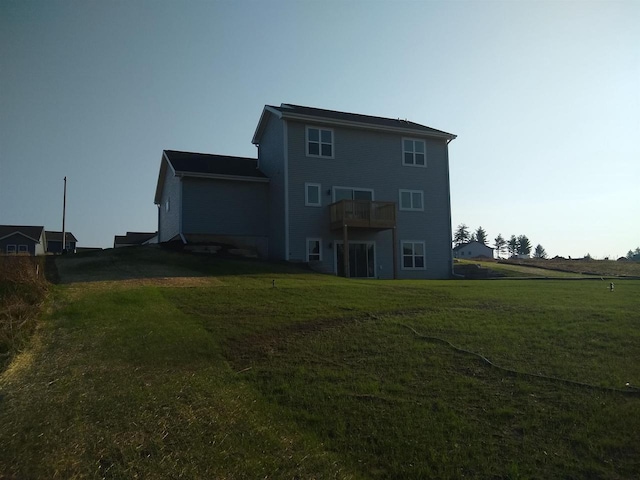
[253,103,457,144]
[154,150,268,204]
[0,225,45,243]
[45,231,78,243]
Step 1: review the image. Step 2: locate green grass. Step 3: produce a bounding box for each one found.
[1,248,639,479]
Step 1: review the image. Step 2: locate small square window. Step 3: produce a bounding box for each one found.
[305,183,322,207]
[399,189,424,211]
[402,138,427,167]
[307,127,334,158]
[401,241,426,270]
[18,245,28,253]
[6,245,16,254]
[306,238,322,262]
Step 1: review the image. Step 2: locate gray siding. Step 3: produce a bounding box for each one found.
[0,233,40,256]
[158,165,181,242]
[256,115,287,259]
[182,178,268,236]
[285,120,453,279]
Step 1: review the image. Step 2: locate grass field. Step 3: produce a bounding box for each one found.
[1,248,639,479]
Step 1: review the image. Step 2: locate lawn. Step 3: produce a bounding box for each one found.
[1,248,639,479]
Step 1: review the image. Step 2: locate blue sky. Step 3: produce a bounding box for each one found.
[1,0,638,258]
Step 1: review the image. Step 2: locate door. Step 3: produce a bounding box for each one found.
[336,242,375,278]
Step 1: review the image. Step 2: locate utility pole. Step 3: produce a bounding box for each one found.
[62,176,67,253]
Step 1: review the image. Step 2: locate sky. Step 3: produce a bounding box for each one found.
[1,0,638,258]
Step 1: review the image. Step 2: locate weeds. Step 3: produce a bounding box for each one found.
[0,256,47,369]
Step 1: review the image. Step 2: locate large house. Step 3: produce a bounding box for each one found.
[155,103,456,279]
[0,225,47,255]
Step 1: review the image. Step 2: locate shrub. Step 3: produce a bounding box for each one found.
[0,256,48,368]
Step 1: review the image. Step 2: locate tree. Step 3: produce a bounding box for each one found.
[494,234,506,258]
[533,244,547,259]
[517,235,532,257]
[507,235,518,258]
[475,226,487,245]
[453,224,470,247]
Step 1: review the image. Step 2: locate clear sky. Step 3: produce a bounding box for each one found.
[1,0,638,258]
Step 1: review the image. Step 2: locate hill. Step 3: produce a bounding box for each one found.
[1,247,639,478]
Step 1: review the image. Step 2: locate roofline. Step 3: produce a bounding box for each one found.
[252,105,456,144]
[0,229,44,243]
[175,171,269,183]
[252,105,283,144]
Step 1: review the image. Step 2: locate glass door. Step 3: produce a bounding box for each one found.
[336,242,375,278]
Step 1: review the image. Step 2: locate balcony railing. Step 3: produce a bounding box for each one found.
[329,200,396,230]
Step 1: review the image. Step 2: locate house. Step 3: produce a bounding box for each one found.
[155,103,456,279]
[0,225,47,255]
[453,241,494,259]
[46,231,78,254]
[114,231,158,248]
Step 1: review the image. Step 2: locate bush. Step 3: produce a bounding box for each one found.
[0,256,48,368]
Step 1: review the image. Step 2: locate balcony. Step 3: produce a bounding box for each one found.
[329,200,396,231]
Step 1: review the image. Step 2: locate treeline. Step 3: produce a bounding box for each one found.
[453,224,547,259]
[626,247,640,261]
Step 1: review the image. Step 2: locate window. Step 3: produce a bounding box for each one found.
[333,187,373,202]
[403,138,426,167]
[307,238,322,262]
[305,183,322,207]
[18,245,28,253]
[6,245,16,254]
[402,241,425,270]
[165,198,170,212]
[399,189,424,211]
[307,127,334,158]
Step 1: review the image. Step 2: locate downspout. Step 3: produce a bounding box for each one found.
[444,137,455,278]
[283,120,290,260]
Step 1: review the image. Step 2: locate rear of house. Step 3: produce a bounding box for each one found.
[155,103,456,279]
[253,104,456,279]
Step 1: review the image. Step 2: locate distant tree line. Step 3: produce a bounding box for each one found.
[453,224,547,259]
[627,247,640,261]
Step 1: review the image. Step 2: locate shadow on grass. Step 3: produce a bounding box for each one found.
[52,245,316,284]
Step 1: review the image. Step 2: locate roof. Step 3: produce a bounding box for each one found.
[453,241,494,251]
[253,103,457,144]
[0,225,45,243]
[45,231,78,243]
[114,231,157,246]
[155,150,268,204]
[164,150,266,178]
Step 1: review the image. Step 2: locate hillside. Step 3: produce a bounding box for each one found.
[1,247,639,479]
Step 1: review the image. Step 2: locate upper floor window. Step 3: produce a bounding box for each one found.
[305,183,322,207]
[403,138,426,167]
[399,189,424,211]
[307,127,334,158]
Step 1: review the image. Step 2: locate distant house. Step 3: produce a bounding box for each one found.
[114,231,158,248]
[453,241,494,259]
[0,225,47,256]
[154,103,457,279]
[46,231,77,254]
